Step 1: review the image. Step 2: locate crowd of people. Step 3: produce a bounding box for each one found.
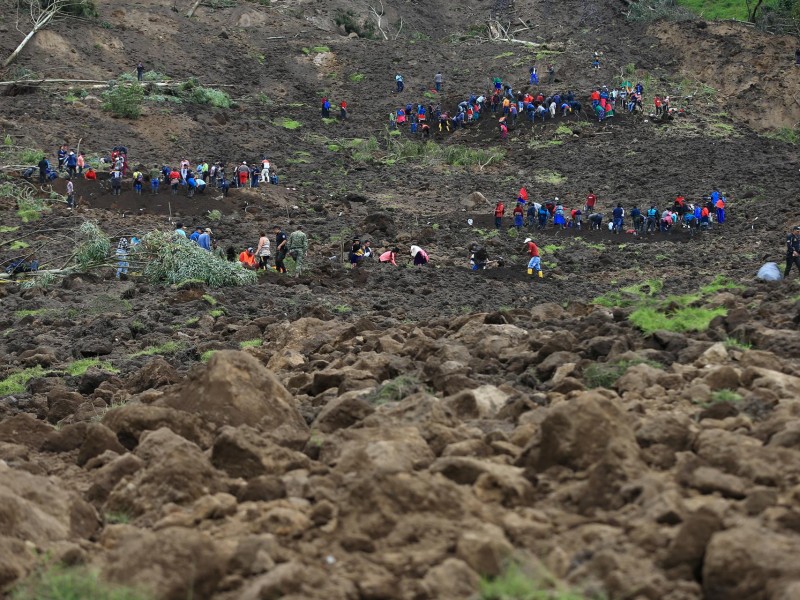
[492,186,729,236]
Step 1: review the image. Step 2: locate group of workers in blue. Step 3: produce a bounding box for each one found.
[494,187,728,234]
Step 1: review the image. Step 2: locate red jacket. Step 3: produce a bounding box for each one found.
[513,205,524,217]
[518,187,528,201]
[526,242,539,257]
[494,203,505,217]
[586,193,596,207]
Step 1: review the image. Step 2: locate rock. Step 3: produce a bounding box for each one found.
[360,212,397,238]
[0,537,31,589]
[102,404,212,449]
[695,343,729,367]
[536,351,581,380]
[46,389,85,423]
[703,525,800,599]
[210,425,310,479]
[105,428,226,518]
[42,422,90,452]
[684,466,747,499]
[228,534,280,576]
[79,339,113,356]
[662,509,724,573]
[156,351,309,448]
[124,357,179,394]
[86,453,144,505]
[0,414,53,449]
[102,527,226,600]
[464,191,488,210]
[455,524,513,577]
[313,391,375,433]
[321,426,435,475]
[236,475,287,502]
[421,558,480,599]
[702,366,741,391]
[77,423,126,467]
[266,348,306,371]
[443,385,509,419]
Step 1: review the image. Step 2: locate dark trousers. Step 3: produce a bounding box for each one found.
[786,253,800,277]
[275,251,287,273]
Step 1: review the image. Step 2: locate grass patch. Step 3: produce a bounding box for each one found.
[699,274,744,294]
[479,563,586,600]
[15,309,47,319]
[366,375,422,406]
[9,240,29,250]
[349,73,365,82]
[763,126,799,145]
[65,358,118,376]
[202,294,218,306]
[333,304,352,314]
[105,511,132,524]
[0,225,20,233]
[542,244,561,254]
[724,337,751,351]
[239,339,263,349]
[0,366,46,396]
[209,309,225,318]
[708,121,736,138]
[312,45,331,53]
[534,170,565,185]
[207,209,222,221]
[130,341,184,358]
[11,565,150,600]
[629,306,726,335]
[584,359,662,389]
[200,349,217,362]
[675,0,748,20]
[274,117,302,130]
[710,389,743,404]
[594,279,663,308]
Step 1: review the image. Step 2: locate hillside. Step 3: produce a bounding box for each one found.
[1,0,800,599]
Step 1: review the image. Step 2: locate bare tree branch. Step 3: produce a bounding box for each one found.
[3,0,77,68]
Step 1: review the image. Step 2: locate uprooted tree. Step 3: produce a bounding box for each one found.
[3,0,96,68]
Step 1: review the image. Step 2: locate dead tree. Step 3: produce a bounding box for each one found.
[4,0,79,68]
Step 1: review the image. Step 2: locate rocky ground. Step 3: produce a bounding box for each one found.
[2,0,800,598]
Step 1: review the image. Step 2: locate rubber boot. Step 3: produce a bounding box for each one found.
[527,268,533,275]
[538,270,543,278]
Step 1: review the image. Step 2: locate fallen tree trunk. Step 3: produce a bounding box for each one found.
[0,79,236,88]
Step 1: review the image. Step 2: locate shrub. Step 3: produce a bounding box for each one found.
[75,221,111,271]
[141,232,257,288]
[207,209,222,221]
[102,83,144,118]
[142,70,169,81]
[349,73,365,82]
[188,87,231,108]
[200,350,216,362]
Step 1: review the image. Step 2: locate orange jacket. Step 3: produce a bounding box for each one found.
[239,251,256,267]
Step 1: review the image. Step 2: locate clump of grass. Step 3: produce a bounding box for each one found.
[9,240,30,250]
[0,225,20,233]
[534,170,565,185]
[493,51,514,59]
[366,375,422,406]
[105,511,132,525]
[333,304,352,314]
[629,306,726,335]
[200,350,216,362]
[11,565,151,600]
[65,358,118,376]
[312,45,331,53]
[724,337,751,351]
[594,279,663,308]
[207,209,222,222]
[274,117,302,130]
[700,274,744,294]
[542,244,561,254]
[709,389,743,404]
[209,309,225,318]
[14,308,47,319]
[188,87,231,108]
[130,341,184,358]
[583,359,662,389]
[239,339,263,349]
[479,563,586,600]
[349,73,365,82]
[202,294,218,306]
[0,366,47,396]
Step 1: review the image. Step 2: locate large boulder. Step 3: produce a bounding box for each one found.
[210,425,310,479]
[102,403,212,449]
[156,351,308,448]
[703,524,800,599]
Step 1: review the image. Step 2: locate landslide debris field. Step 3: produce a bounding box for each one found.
[2,0,800,599]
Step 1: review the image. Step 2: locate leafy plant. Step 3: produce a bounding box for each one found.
[629,306,726,335]
[202,294,218,306]
[207,209,222,221]
[724,337,751,351]
[709,389,743,404]
[188,87,231,108]
[102,83,145,118]
[200,350,216,362]
[75,221,111,271]
[105,511,131,524]
[142,70,169,82]
[479,563,587,600]
[274,117,302,130]
[349,73,365,82]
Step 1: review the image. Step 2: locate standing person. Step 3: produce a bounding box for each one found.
[785,226,800,278]
[524,238,542,278]
[349,237,364,268]
[38,155,50,183]
[132,168,143,194]
[237,162,249,188]
[494,200,505,229]
[273,225,288,273]
[395,74,404,92]
[57,144,67,172]
[339,100,348,120]
[260,158,271,183]
[715,193,726,224]
[321,97,331,118]
[136,62,144,81]
[149,165,161,194]
[110,168,122,196]
[547,64,555,84]
[255,231,271,269]
[513,203,524,230]
[529,65,538,85]
[410,245,429,266]
[76,152,85,174]
[169,167,180,194]
[116,237,129,280]
[612,203,624,234]
[65,151,78,179]
[65,179,75,209]
[174,222,187,238]
[434,71,443,92]
[287,225,309,276]
[197,228,212,251]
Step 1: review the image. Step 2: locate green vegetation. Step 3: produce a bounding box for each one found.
[542,244,561,254]
[187,86,232,108]
[349,73,365,82]
[554,124,573,137]
[10,240,29,250]
[724,337,752,350]
[274,117,302,130]
[385,139,505,168]
[200,350,217,362]
[15,309,46,319]
[494,51,515,59]
[534,170,565,185]
[0,225,20,233]
[584,359,662,389]
[207,209,222,221]
[366,375,422,406]
[141,232,256,288]
[102,83,145,118]
[709,121,736,138]
[239,339,263,349]
[710,389,744,404]
[0,366,46,396]
[130,341,184,358]
[333,304,352,314]
[700,274,744,294]
[764,127,799,145]
[202,294,218,306]
[629,306,726,335]
[75,222,111,271]
[333,9,377,38]
[105,511,132,525]
[594,279,663,308]
[12,565,150,600]
[675,0,749,20]
[65,358,118,376]
[479,563,587,600]
[209,309,225,318]
[142,70,169,82]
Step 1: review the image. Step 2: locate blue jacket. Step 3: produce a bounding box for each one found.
[197,233,211,251]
